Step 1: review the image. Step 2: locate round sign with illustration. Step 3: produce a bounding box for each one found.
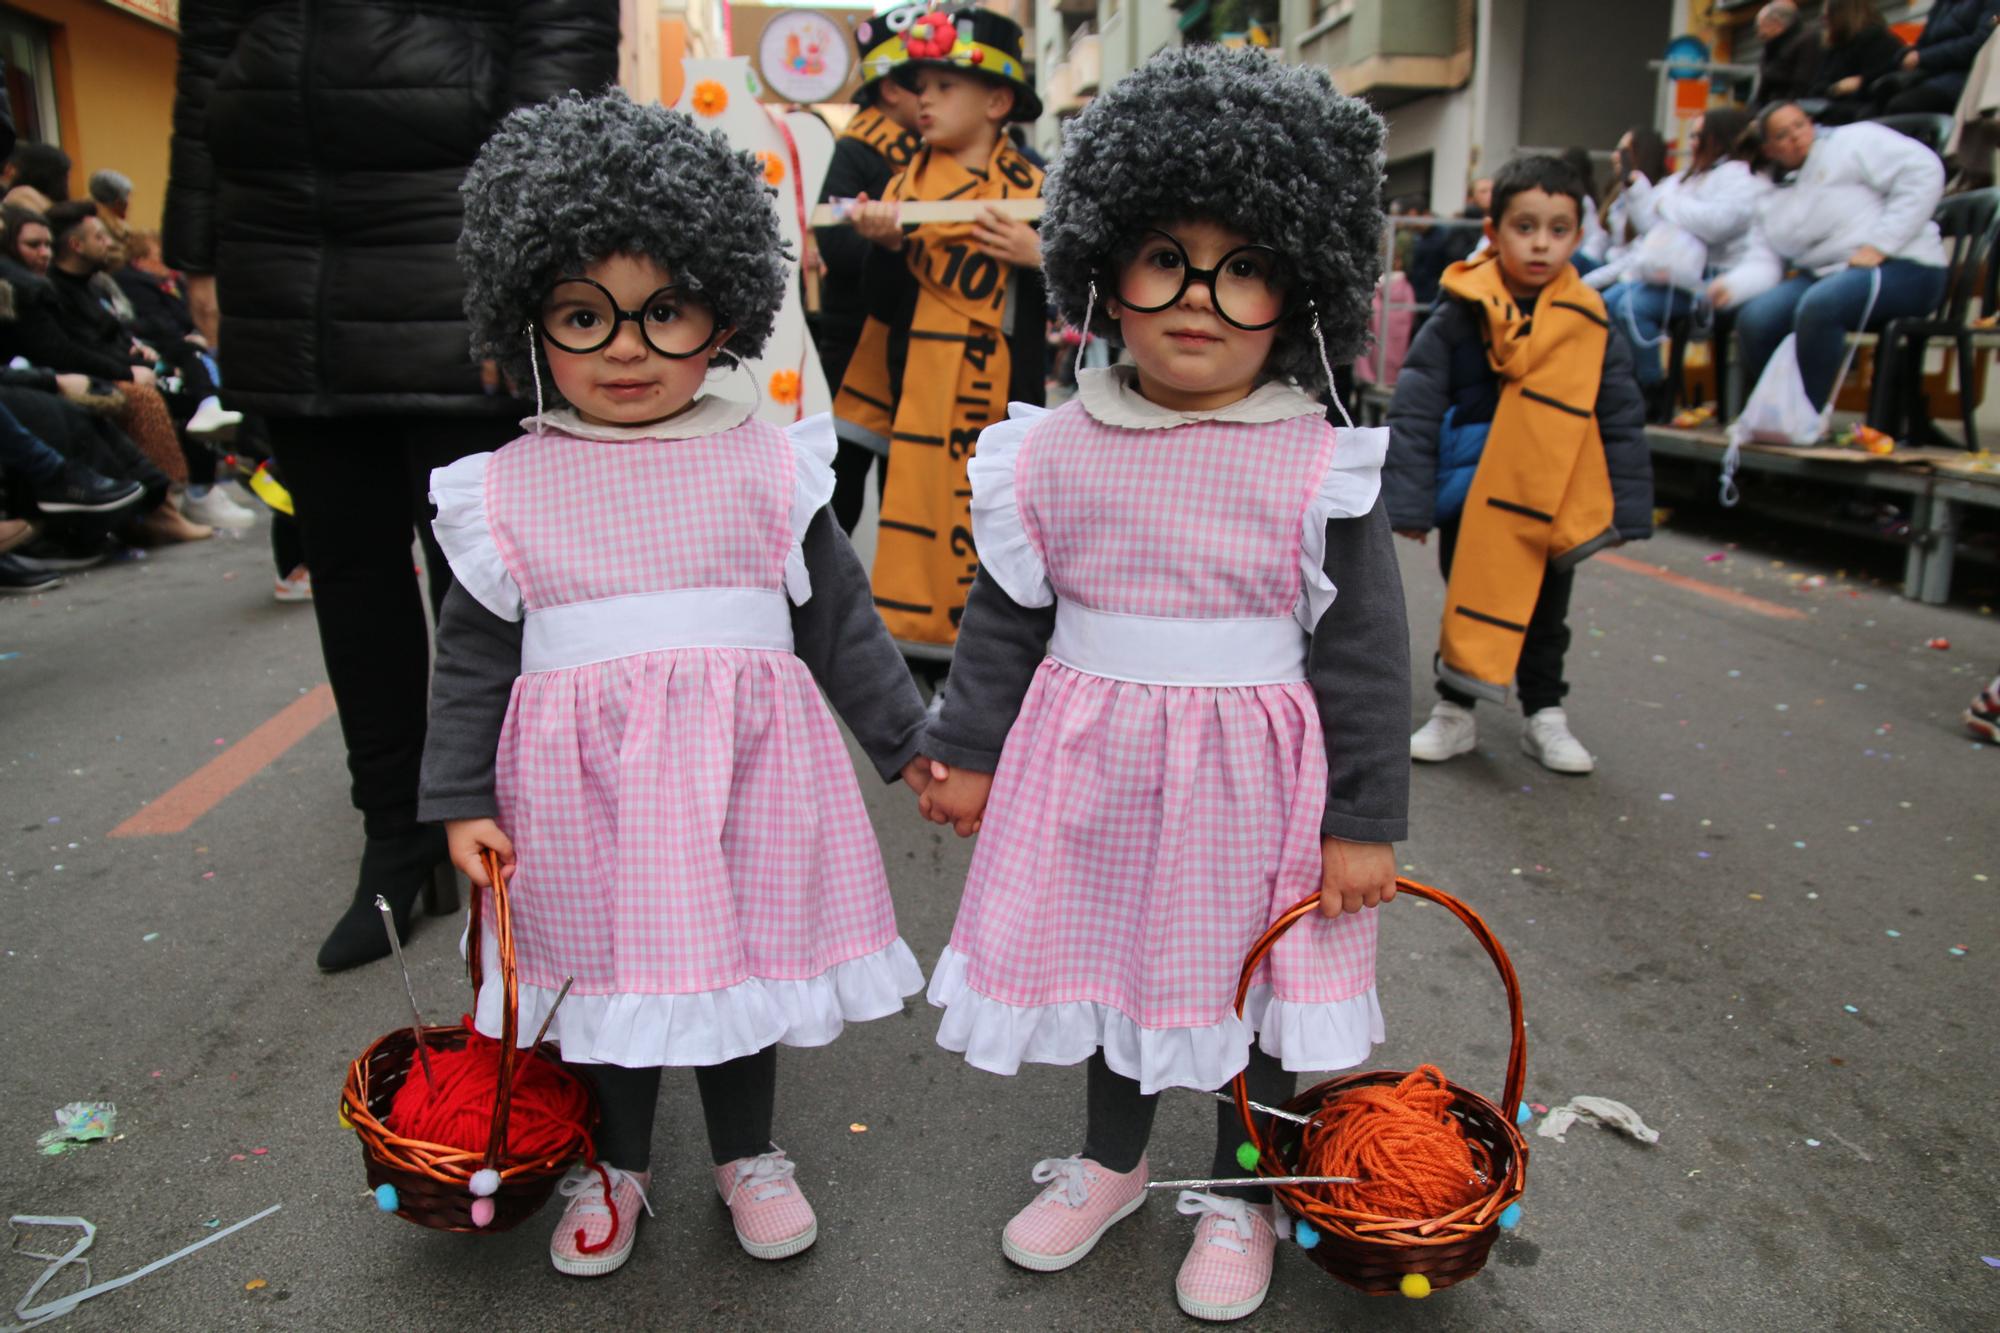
[758,10,852,104]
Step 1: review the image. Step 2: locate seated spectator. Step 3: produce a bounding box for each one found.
[1561,146,1612,270]
[1712,103,1948,416]
[1756,2,1824,107]
[1869,0,2000,115]
[0,141,70,205]
[1595,109,1768,417]
[1810,0,1911,125]
[113,231,203,351]
[1597,127,1670,276]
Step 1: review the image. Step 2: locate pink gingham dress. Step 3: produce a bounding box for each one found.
[928,372,1389,1094]
[432,404,923,1068]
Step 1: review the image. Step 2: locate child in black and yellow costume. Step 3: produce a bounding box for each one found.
[813,4,926,532]
[834,5,1045,659]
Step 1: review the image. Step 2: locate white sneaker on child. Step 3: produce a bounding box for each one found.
[1520,707,1595,773]
[178,484,257,531]
[185,396,243,439]
[1409,700,1477,762]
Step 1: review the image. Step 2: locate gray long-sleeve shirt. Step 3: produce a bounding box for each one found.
[417,508,929,824]
[922,496,1412,845]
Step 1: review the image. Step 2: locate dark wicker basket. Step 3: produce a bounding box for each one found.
[1230,879,1528,1295]
[340,851,595,1232]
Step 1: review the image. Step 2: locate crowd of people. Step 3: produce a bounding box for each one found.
[0,116,310,596]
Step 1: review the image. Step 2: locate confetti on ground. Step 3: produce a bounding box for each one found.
[1885,930,1901,938]
[1659,793,1675,802]
[1747,892,1763,901]
[229,1154,246,1162]
[245,1279,266,1291]
[1982,1256,2000,1268]
[0,652,19,662]
[250,1148,269,1156]
[849,1123,868,1133]
[1949,946,1967,957]
[1929,637,1951,650]
[38,1102,115,1154]
[1704,553,1726,562]
[1843,1005,1860,1014]
[202,872,215,881]
[1805,1139,1821,1147]
[142,933,160,943]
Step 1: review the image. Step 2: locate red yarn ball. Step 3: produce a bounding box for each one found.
[386,1018,591,1162]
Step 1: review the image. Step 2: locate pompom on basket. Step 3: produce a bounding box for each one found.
[1231,878,1527,1295]
[340,851,596,1232]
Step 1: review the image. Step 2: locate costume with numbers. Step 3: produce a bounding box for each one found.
[926,370,1391,1095]
[428,403,925,1066]
[833,137,1044,649]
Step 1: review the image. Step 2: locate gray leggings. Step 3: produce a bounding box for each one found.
[583,1046,777,1173]
[1081,1047,1298,1202]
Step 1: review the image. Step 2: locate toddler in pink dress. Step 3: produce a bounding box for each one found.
[420,93,931,1279]
[917,49,1409,1322]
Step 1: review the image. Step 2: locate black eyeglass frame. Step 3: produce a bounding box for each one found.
[1107,229,1294,332]
[536,277,728,359]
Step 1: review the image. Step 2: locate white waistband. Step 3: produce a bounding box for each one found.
[1048,604,1307,687]
[522,588,794,673]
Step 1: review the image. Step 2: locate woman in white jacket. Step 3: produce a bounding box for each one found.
[1711,102,1948,412]
[1593,108,1769,400]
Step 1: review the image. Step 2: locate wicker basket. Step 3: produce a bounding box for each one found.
[339,851,595,1232]
[1231,878,1527,1295]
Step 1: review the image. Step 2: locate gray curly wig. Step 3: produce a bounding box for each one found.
[459,90,791,392]
[1040,47,1385,393]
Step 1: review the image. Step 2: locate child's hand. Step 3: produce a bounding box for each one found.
[1394,528,1429,544]
[1318,838,1397,918]
[919,760,993,837]
[446,818,515,889]
[972,207,1042,269]
[846,193,905,251]
[901,756,934,797]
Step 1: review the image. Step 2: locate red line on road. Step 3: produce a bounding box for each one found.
[110,685,337,838]
[1595,552,1808,621]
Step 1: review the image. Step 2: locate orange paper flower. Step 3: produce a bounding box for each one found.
[692,80,728,117]
[757,151,786,186]
[768,369,802,404]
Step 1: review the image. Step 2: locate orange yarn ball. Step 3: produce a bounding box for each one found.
[1295,1066,1492,1220]
[387,1019,591,1161]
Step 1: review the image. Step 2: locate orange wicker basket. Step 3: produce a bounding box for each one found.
[339,851,595,1231]
[1231,878,1527,1295]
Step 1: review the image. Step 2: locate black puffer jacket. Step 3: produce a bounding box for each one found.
[161,0,618,418]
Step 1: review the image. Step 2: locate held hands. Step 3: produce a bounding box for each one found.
[972,206,1041,269]
[918,759,992,837]
[1319,838,1397,918]
[445,818,515,889]
[846,193,906,251]
[1849,244,1887,269]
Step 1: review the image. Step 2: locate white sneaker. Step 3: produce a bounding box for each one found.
[184,396,243,439]
[1521,707,1595,774]
[178,484,257,531]
[273,566,312,602]
[1410,700,1477,762]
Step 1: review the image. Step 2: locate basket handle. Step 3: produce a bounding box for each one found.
[472,850,523,1172]
[1232,878,1525,1116]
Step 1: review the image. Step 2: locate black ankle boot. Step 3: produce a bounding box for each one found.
[316,826,460,973]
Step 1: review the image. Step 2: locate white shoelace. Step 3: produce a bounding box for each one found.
[1029,1155,1093,1209]
[1177,1191,1265,1256]
[722,1148,798,1205]
[558,1162,655,1222]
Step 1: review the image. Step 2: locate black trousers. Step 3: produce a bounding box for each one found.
[830,442,887,536]
[1435,518,1575,714]
[1080,1048,1298,1203]
[268,414,514,838]
[585,1048,779,1172]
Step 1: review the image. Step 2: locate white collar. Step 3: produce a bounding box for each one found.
[1075,365,1325,431]
[521,393,757,442]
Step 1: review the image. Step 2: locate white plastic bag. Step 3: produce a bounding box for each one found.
[1633,223,1708,292]
[1720,267,1880,505]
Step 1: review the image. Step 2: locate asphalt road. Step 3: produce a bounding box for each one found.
[1,498,1994,1331]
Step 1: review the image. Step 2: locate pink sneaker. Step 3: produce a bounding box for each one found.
[714,1148,818,1260]
[1000,1155,1148,1272]
[548,1162,652,1277]
[1174,1191,1278,1321]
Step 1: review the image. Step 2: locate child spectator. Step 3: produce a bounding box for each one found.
[833,5,1044,658]
[1388,155,1653,774]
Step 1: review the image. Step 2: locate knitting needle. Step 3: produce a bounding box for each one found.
[1206,1090,1322,1126]
[526,977,574,1051]
[374,895,434,1088]
[1146,1175,1359,1191]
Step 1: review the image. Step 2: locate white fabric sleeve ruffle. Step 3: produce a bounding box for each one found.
[965,402,1054,608]
[429,452,523,622]
[783,413,839,605]
[1297,425,1389,631]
